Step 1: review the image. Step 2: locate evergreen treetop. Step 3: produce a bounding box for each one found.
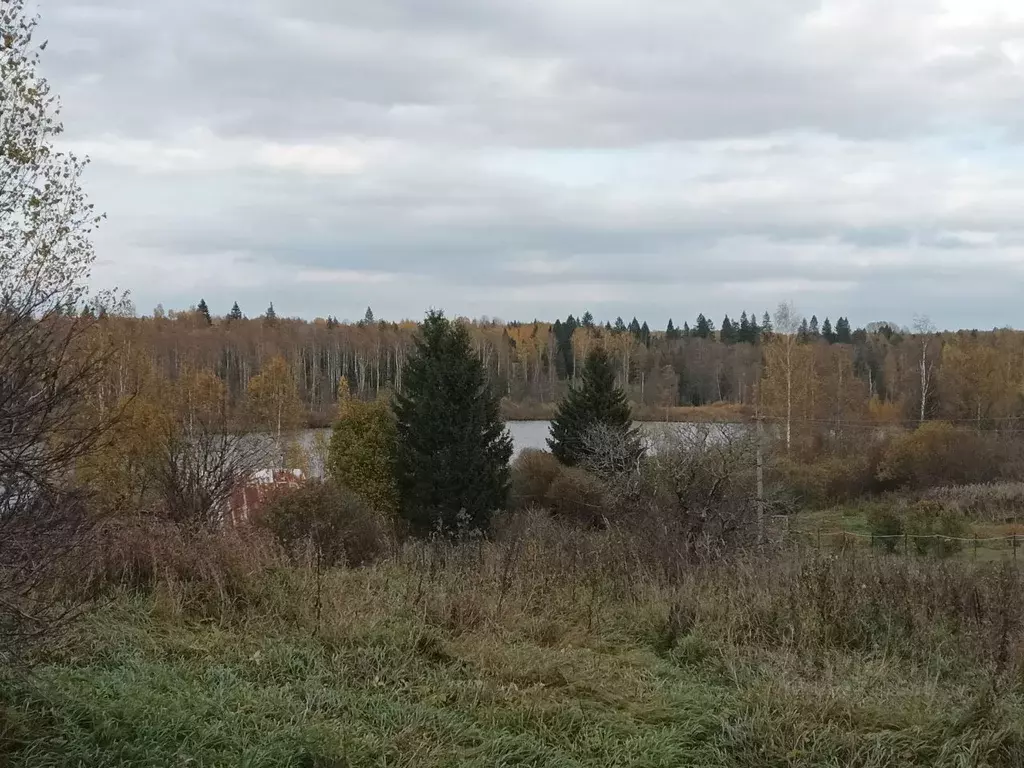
[197,298,212,326]
[822,317,835,343]
[835,316,852,344]
[548,346,641,468]
[228,302,243,321]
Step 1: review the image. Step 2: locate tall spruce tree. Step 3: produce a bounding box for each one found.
[228,302,243,321]
[738,311,751,343]
[720,315,736,344]
[666,318,678,339]
[394,311,512,535]
[822,317,835,344]
[548,347,641,468]
[749,311,761,343]
[694,314,713,339]
[835,316,852,344]
[197,298,212,326]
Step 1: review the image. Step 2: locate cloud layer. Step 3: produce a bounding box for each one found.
[36,0,1024,327]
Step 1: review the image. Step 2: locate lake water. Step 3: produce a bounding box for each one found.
[297,421,740,477]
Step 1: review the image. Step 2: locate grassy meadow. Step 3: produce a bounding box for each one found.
[3,515,1024,768]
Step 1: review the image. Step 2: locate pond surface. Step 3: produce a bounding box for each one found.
[293,421,743,478]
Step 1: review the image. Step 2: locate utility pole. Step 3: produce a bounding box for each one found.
[755,382,765,547]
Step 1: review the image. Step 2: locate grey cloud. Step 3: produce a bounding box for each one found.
[30,0,1024,328]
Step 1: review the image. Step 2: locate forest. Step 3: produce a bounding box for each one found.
[101,298,1024,436]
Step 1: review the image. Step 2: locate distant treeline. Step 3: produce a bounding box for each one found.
[96,300,1024,433]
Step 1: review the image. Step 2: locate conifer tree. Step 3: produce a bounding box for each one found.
[614,317,627,333]
[264,302,277,326]
[197,298,212,326]
[720,315,736,344]
[394,311,512,535]
[809,315,820,339]
[822,317,835,344]
[694,314,713,339]
[228,302,243,321]
[548,347,641,468]
[738,311,751,343]
[835,316,852,344]
[761,311,773,335]
[666,318,678,340]
[640,321,651,347]
[628,317,642,339]
[581,311,595,328]
[682,321,691,337]
[798,318,810,343]
[749,311,761,343]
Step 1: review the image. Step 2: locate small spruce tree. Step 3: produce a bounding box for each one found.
[394,311,512,535]
[228,302,243,321]
[548,347,641,468]
[197,298,212,326]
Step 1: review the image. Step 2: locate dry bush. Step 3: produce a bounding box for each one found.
[544,467,608,526]
[509,449,562,510]
[256,481,395,567]
[83,518,284,618]
[924,482,1024,522]
[903,500,968,557]
[774,454,879,508]
[605,424,762,559]
[877,422,1000,490]
[698,555,1024,676]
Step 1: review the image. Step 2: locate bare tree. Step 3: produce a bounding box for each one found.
[583,423,763,560]
[149,412,269,530]
[768,302,803,454]
[1,1,110,658]
[913,315,937,424]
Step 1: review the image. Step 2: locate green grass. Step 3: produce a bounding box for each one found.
[5,547,1024,767]
[788,502,1024,561]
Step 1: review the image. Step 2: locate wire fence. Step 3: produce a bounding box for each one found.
[778,524,1024,560]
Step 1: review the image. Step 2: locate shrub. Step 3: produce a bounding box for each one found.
[877,422,997,491]
[257,481,394,567]
[544,467,608,526]
[84,518,284,619]
[509,449,562,510]
[923,482,1024,522]
[774,455,879,509]
[327,395,398,514]
[865,507,903,553]
[904,500,967,557]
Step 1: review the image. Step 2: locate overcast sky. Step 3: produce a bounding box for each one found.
[33,0,1024,329]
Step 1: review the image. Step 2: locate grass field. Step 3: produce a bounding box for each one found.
[3,520,1024,767]
[787,502,1024,561]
